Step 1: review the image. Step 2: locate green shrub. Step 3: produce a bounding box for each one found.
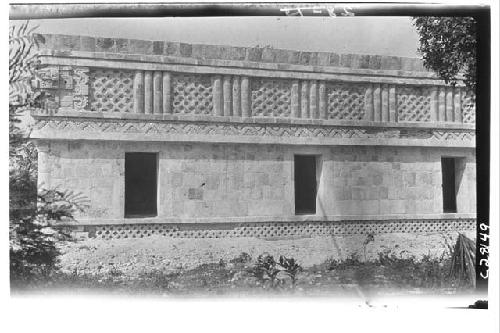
[278,256,302,287]
[230,252,252,264]
[10,188,88,284]
[251,254,281,288]
[9,22,89,287]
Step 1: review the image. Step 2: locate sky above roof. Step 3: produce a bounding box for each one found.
[29,16,421,58]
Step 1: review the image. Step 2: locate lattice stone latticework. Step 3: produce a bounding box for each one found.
[89,69,134,113]
[461,91,476,124]
[172,74,214,115]
[89,219,476,240]
[251,79,292,117]
[397,87,431,122]
[327,83,366,120]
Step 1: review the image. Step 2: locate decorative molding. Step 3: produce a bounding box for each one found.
[32,117,475,147]
[84,218,476,240]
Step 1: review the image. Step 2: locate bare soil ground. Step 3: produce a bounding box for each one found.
[11,233,475,298]
[56,233,470,277]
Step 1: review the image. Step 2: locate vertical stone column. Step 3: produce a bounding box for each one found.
[162,72,172,114]
[133,70,144,114]
[454,87,462,123]
[36,141,51,189]
[153,71,163,114]
[381,84,389,122]
[309,81,318,119]
[364,84,374,121]
[438,87,446,121]
[232,76,241,117]
[213,75,223,116]
[373,84,381,122]
[446,87,454,122]
[389,85,396,122]
[300,81,309,119]
[319,81,327,119]
[144,71,153,114]
[223,75,232,116]
[430,86,438,122]
[291,80,300,118]
[241,76,251,117]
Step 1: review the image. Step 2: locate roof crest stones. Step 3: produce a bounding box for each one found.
[38,33,430,74]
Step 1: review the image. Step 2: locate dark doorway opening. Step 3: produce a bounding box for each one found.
[294,155,317,215]
[125,152,158,218]
[441,157,457,213]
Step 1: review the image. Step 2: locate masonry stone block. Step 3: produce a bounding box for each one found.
[372,173,383,186]
[351,187,364,200]
[34,138,475,223]
[96,37,114,51]
[403,172,416,187]
[404,200,417,214]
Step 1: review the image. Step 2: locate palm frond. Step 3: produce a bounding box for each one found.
[449,233,476,287]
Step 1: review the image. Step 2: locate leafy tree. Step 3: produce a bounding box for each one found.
[9,22,88,285]
[412,17,477,91]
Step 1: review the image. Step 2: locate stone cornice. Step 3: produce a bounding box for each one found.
[38,33,432,75]
[38,33,465,87]
[30,115,476,148]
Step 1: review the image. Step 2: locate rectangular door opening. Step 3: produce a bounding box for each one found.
[125,152,158,218]
[294,155,317,215]
[441,157,457,213]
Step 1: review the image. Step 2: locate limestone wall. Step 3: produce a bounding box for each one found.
[32,33,477,234]
[37,140,476,224]
[33,34,476,126]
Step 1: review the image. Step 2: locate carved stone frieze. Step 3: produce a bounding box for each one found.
[89,69,134,113]
[172,74,213,115]
[73,67,90,110]
[397,86,431,122]
[33,118,475,146]
[327,83,366,120]
[251,78,292,117]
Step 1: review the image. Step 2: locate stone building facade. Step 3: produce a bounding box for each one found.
[31,34,476,242]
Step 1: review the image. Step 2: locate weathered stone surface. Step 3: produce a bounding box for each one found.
[32,33,477,245]
[37,141,476,223]
[96,37,114,52]
[152,41,164,55]
[38,33,436,76]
